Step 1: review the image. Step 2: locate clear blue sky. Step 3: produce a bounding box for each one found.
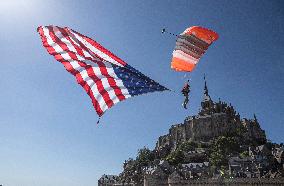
[0,0,283,185]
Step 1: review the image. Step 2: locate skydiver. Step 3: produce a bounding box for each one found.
[181,80,190,109]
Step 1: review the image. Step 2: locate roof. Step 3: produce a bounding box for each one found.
[99,174,118,182]
[182,162,209,169]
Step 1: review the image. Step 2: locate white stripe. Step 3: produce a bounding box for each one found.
[91,66,121,106]
[52,27,130,102]
[54,27,130,104]
[69,29,124,67]
[79,68,109,112]
[42,27,108,111]
[43,26,131,112]
[71,58,130,100]
[68,35,95,59]
[103,63,131,99]
[67,61,109,112]
[52,27,95,60]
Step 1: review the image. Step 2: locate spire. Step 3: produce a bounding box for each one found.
[254,113,258,123]
[202,74,211,102]
[200,74,213,115]
[204,74,209,96]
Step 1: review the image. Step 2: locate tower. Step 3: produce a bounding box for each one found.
[200,75,214,115]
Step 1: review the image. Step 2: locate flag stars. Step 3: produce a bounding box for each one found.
[113,65,168,96]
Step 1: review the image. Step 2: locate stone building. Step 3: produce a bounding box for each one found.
[156,79,266,152]
[181,162,210,179]
[98,174,119,186]
[272,145,284,165]
[229,156,260,178]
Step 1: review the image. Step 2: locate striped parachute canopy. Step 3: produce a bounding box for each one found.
[171,26,219,72]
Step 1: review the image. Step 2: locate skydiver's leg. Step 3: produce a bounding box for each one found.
[184,96,189,109]
[183,96,189,109]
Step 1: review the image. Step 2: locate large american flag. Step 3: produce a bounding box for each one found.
[37,25,168,117]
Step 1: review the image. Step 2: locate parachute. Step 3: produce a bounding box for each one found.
[171,26,219,72]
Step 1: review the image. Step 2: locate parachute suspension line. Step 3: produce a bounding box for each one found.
[183,73,191,83]
[161,28,178,37]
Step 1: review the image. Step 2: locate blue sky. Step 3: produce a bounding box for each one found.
[0,0,283,185]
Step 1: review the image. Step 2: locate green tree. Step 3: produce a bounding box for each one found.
[166,148,185,165]
[179,141,198,152]
[209,149,227,167]
[209,136,240,168]
[120,147,155,185]
[136,147,155,167]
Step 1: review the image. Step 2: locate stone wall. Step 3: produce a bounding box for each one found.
[143,177,284,186]
[156,111,241,151]
[144,175,168,186]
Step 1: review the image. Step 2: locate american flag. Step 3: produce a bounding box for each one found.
[37,25,168,117]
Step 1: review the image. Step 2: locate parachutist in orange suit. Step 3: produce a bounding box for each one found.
[181,81,190,109]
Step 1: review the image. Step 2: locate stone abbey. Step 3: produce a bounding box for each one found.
[156,79,266,154]
[98,79,284,186]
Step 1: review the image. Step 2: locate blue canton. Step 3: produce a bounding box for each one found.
[113,64,168,96]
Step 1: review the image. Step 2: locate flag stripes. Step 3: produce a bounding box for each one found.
[37,25,168,116]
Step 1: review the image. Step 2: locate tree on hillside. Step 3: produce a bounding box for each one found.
[166,148,185,166]
[209,136,240,168]
[136,147,155,167]
[119,147,155,184]
[179,141,199,152]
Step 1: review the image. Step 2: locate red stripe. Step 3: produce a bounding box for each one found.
[38,26,104,116]
[37,25,134,116]
[61,27,126,102]
[63,61,104,116]
[59,27,88,59]
[47,26,115,109]
[70,28,127,66]
[39,27,104,115]
[63,61,106,116]
[50,26,125,106]
[64,28,105,62]
[95,61,126,101]
[37,26,57,58]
